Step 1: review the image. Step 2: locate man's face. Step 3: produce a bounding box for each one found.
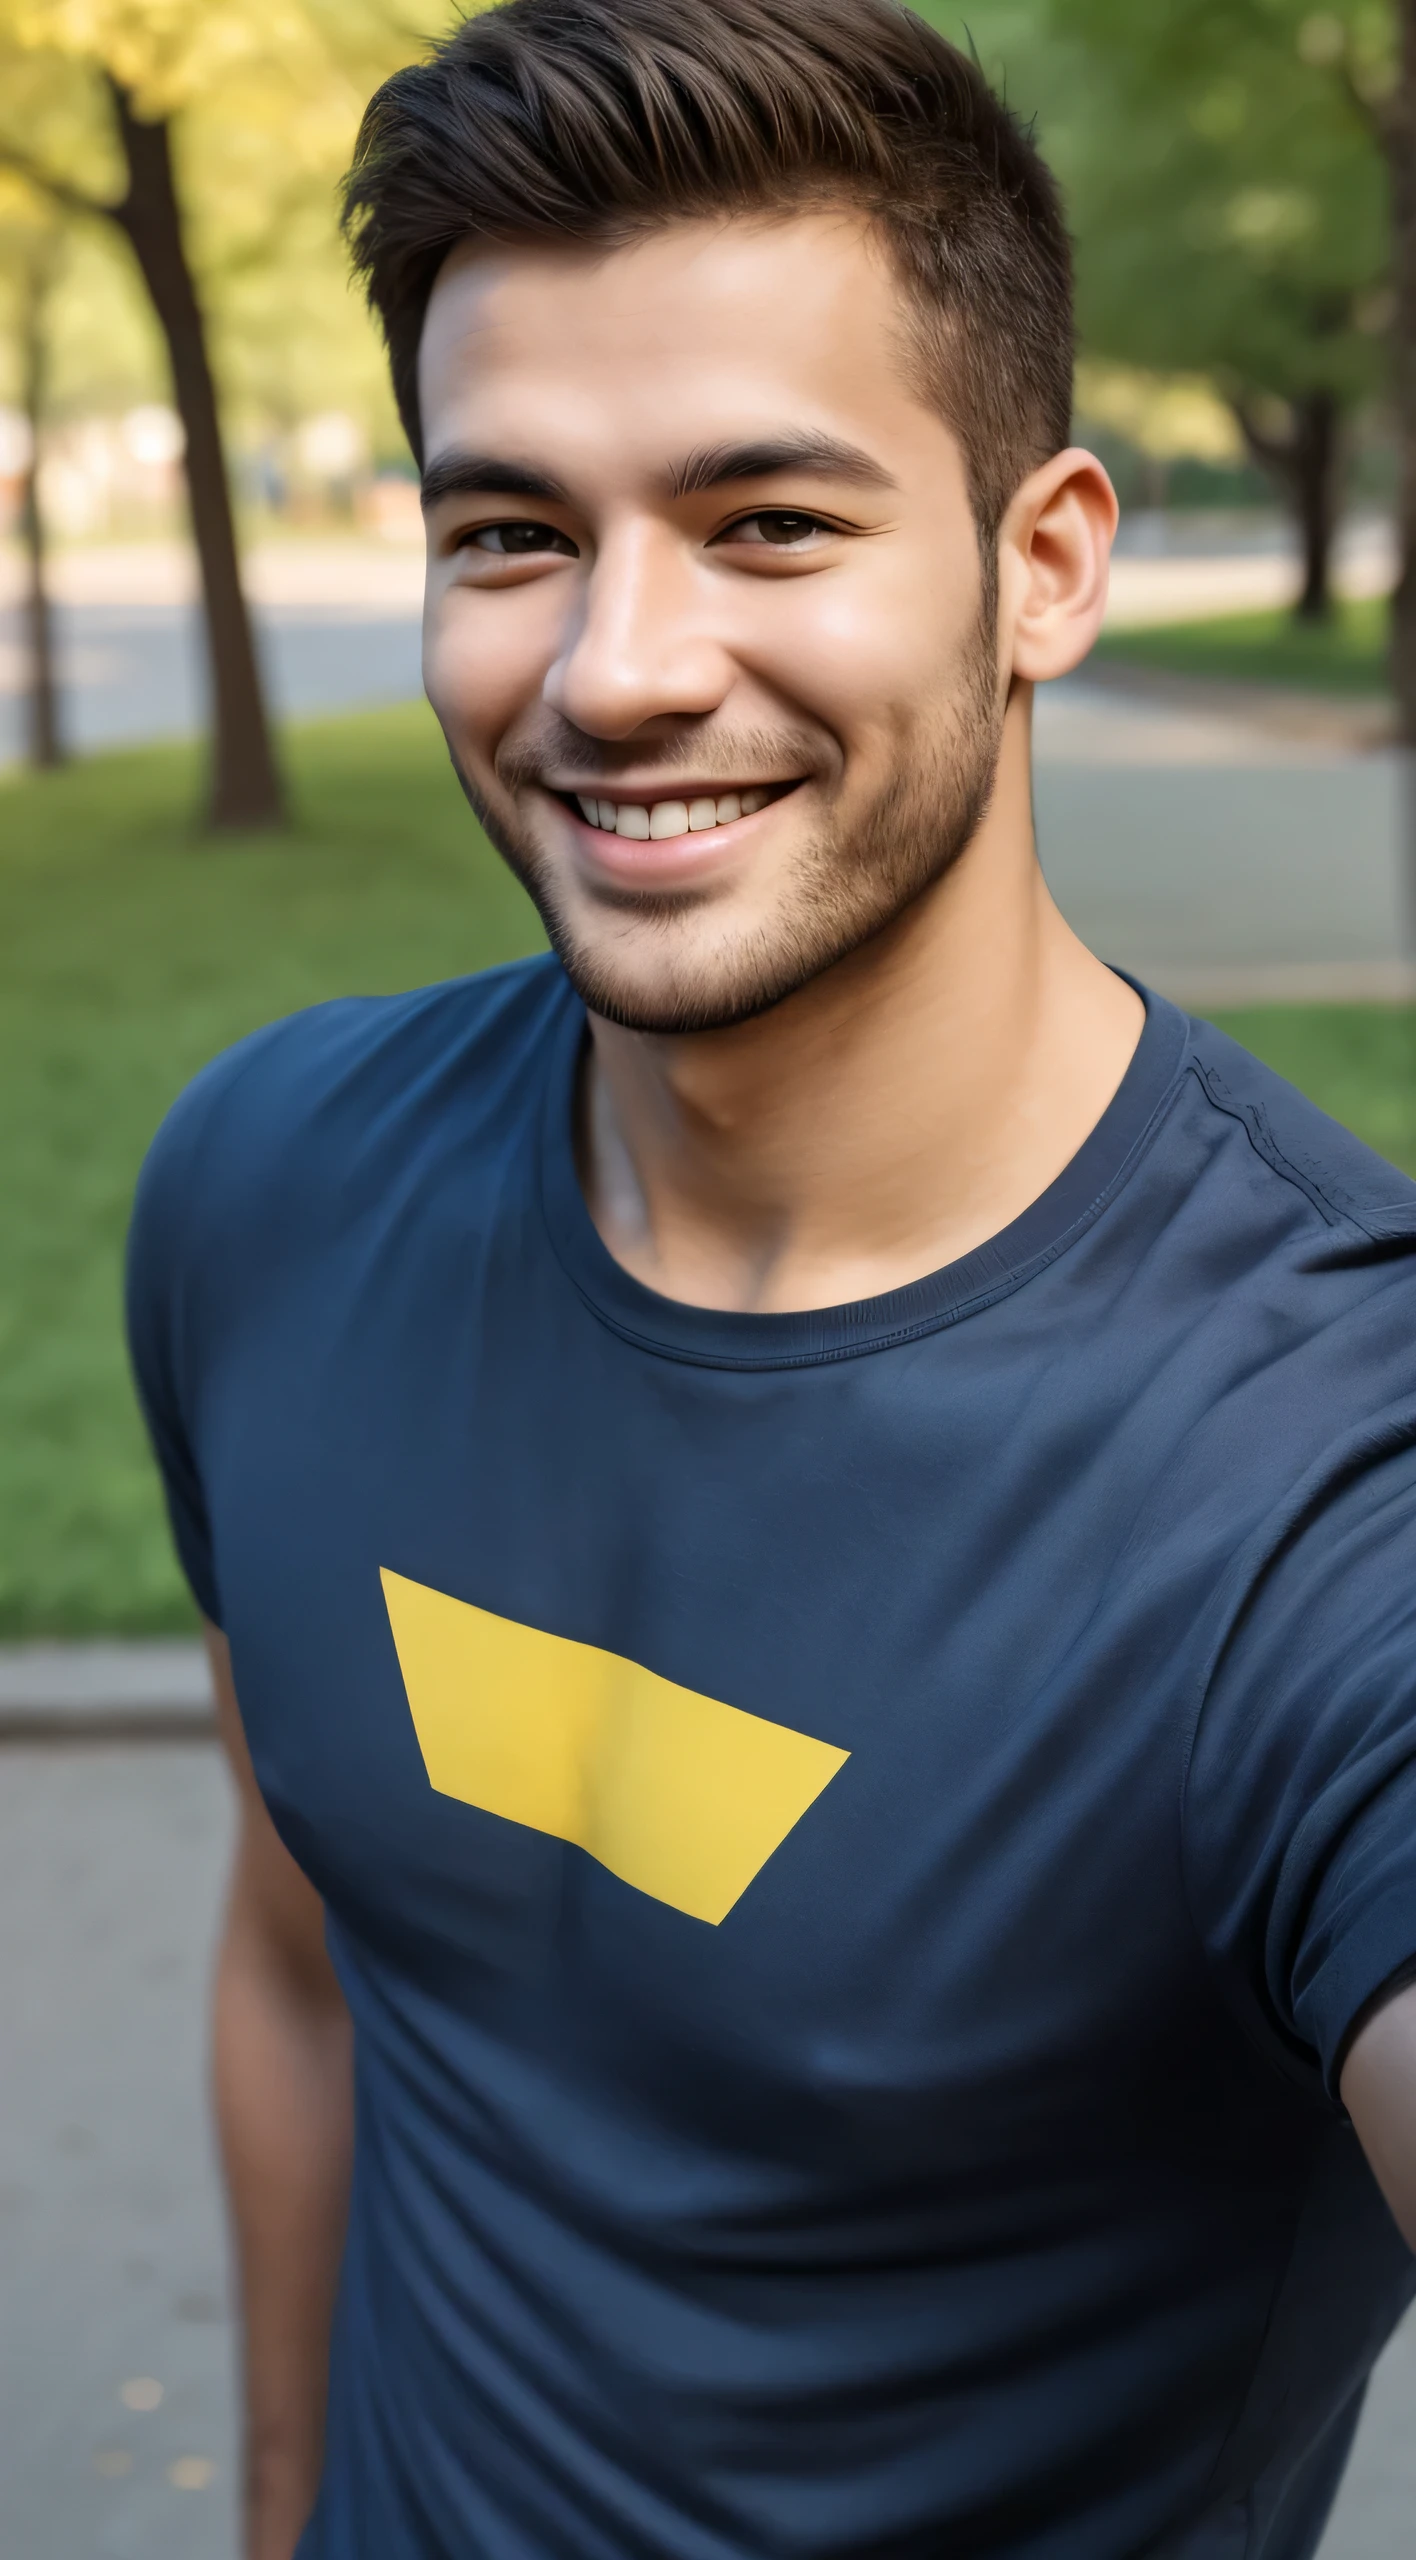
[419,212,1005,1033]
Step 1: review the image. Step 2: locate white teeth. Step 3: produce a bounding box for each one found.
[648,799,689,840]
[572,787,777,837]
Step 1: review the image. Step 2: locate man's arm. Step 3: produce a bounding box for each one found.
[1341,1981,1416,2252]
[208,1626,354,2560]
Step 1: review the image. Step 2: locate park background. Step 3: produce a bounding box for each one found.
[2,2,1416,2555]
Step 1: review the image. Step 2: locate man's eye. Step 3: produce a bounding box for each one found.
[722,511,832,549]
[465,521,578,557]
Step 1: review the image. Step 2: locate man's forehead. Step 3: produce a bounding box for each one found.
[426,205,887,313]
[423,215,904,383]
[418,212,942,465]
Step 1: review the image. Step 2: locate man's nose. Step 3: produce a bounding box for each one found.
[545,523,733,739]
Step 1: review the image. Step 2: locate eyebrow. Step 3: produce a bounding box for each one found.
[669,433,896,498]
[420,431,896,514]
[420,449,571,510]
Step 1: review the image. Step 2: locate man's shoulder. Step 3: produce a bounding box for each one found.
[1181,1010,1416,1244]
[130,953,570,1267]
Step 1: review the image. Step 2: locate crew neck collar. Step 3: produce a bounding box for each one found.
[538,974,1190,1371]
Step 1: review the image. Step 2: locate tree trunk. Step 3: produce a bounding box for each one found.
[1290,388,1340,622]
[107,79,283,831]
[19,249,63,771]
[1235,389,1341,624]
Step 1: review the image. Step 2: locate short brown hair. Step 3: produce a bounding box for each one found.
[343,0,1073,535]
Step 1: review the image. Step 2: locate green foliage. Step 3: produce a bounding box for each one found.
[1093,595,1390,692]
[913,2,1062,124]
[0,704,543,1634]
[1041,0,1390,412]
[0,2,443,448]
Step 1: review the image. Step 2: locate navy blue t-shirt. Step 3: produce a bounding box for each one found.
[127,959,1416,2560]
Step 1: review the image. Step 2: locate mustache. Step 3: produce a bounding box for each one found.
[496,716,827,792]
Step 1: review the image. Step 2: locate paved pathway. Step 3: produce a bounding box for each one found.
[0,1712,1410,2558]
[0,538,425,766]
[1033,685,1410,1005]
[1,1743,236,2559]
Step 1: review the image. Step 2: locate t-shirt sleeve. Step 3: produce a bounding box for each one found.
[1185,1434,1416,2098]
[125,1070,231,1628]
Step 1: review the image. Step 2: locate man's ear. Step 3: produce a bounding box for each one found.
[998,448,1118,687]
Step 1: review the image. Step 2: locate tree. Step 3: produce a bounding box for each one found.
[1323,0,1416,745]
[1039,0,1391,623]
[0,195,65,766]
[0,3,429,829]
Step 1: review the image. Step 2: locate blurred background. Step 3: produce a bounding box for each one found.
[2,3,1415,2553]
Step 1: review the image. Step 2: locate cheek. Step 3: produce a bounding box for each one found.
[421,585,560,752]
[739,552,979,747]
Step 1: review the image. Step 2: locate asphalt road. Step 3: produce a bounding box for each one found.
[0,1739,1411,2560]
[0,598,425,764]
[1035,701,1409,1004]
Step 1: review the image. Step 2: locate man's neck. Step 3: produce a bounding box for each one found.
[577,708,1145,1315]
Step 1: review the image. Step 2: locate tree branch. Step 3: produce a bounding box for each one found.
[0,138,112,224]
[1231,396,1296,480]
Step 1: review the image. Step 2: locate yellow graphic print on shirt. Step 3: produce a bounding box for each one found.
[381,1567,849,1924]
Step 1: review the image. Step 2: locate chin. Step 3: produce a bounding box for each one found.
[543,897,868,1036]
[550,936,786,1036]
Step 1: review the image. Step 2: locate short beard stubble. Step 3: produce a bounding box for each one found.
[447,589,1006,1037]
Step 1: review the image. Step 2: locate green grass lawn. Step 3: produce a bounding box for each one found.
[1,708,1413,1633]
[1093,595,1389,697]
[0,706,543,1635]
[1208,1005,1416,1170]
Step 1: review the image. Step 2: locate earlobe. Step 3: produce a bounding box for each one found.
[1004,448,1118,689]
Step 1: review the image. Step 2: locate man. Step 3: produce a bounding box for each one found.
[127,2,1416,2553]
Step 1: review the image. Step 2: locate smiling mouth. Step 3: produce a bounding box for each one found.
[551,780,801,841]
